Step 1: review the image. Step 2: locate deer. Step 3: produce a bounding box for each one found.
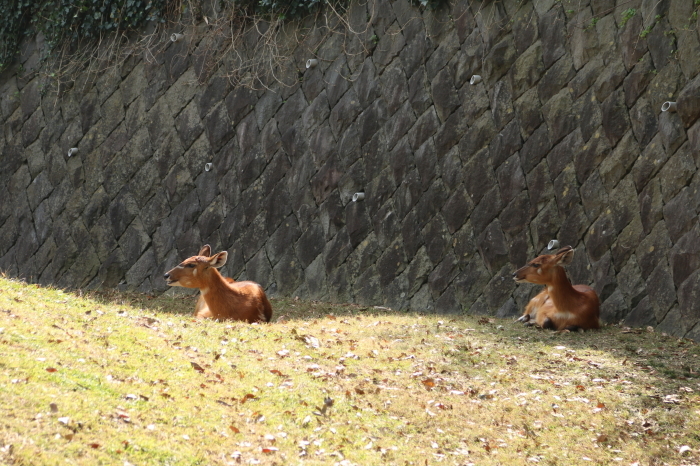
[164,245,273,323]
[512,246,600,332]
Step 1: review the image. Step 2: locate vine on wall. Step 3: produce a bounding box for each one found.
[1,0,447,74]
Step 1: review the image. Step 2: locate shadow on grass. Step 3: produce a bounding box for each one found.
[43,280,700,387]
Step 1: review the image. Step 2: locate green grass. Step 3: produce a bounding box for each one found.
[1,275,699,465]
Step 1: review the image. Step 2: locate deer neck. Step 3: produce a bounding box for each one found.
[200,268,230,305]
[546,267,579,311]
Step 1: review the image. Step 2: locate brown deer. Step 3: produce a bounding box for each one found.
[164,245,272,323]
[512,246,600,331]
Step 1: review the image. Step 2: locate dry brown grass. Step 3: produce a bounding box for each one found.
[0,276,699,465]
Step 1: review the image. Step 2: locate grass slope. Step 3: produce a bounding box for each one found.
[0,276,699,465]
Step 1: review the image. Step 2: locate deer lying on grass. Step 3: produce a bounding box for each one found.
[164,245,272,323]
[512,246,600,331]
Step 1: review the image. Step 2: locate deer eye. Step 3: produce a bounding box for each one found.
[185,263,196,268]
[531,263,540,268]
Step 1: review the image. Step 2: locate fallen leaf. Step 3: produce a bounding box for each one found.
[190,362,205,373]
[46,367,58,373]
[229,425,240,433]
[240,393,256,404]
[88,443,100,449]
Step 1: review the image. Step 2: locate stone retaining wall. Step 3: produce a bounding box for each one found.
[1,0,700,338]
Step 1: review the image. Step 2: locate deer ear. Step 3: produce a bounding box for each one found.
[556,247,575,266]
[198,245,212,257]
[209,251,228,268]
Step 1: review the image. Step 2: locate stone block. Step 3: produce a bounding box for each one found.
[496,154,529,205]
[380,61,409,116]
[585,211,616,263]
[600,288,628,324]
[364,167,396,220]
[676,30,700,81]
[350,57,377,109]
[663,188,697,243]
[433,107,467,158]
[619,13,647,70]
[408,108,439,153]
[608,176,638,235]
[453,261,491,311]
[623,53,654,107]
[490,79,515,131]
[329,88,362,139]
[599,89,630,147]
[431,68,459,123]
[246,247,273,290]
[546,128,580,180]
[376,238,407,287]
[512,2,538,54]
[428,252,459,298]
[515,87,549,141]
[483,265,517,313]
[648,62,683,118]
[490,119,522,168]
[510,41,544,99]
[453,32,485,88]
[525,160,555,219]
[671,68,699,118]
[646,259,677,322]
[623,296,656,328]
[373,201,401,248]
[593,57,627,105]
[401,210,425,258]
[483,35,518,87]
[223,85,256,125]
[656,306,689,338]
[272,251,305,296]
[658,144,695,203]
[617,255,647,309]
[539,55,576,104]
[637,221,672,279]
[422,215,451,265]
[530,199,561,252]
[646,18,675,71]
[304,255,328,300]
[539,6,567,68]
[611,216,644,269]
[568,7,599,70]
[425,27,459,80]
[384,102,416,151]
[658,110,687,156]
[326,54,352,110]
[124,248,156,289]
[574,131,611,184]
[519,124,551,174]
[452,218,477,265]
[175,99,204,151]
[463,148,496,205]
[362,131,388,182]
[637,176,662,234]
[442,186,473,234]
[373,23,406,72]
[552,165,580,217]
[499,192,530,234]
[632,135,669,192]
[478,220,509,274]
[559,204,588,249]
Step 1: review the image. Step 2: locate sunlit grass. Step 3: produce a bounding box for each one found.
[0,275,699,465]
